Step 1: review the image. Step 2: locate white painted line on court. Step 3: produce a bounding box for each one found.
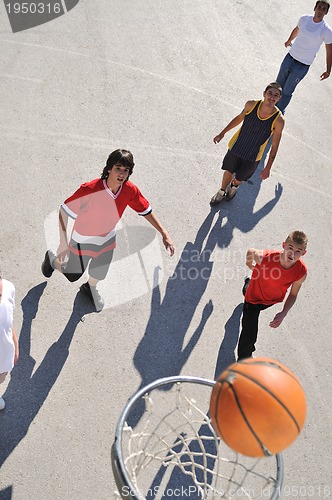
[271,169,332,199]
[285,132,331,162]
[0,73,43,83]
[1,39,240,110]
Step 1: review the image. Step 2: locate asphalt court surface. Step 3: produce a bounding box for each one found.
[0,0,331,498]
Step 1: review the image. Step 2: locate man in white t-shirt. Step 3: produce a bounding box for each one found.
[0,277,19,410]
[276,0,332,113]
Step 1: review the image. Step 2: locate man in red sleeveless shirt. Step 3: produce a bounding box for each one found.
[210,82,285,205]
[237,231,308,360]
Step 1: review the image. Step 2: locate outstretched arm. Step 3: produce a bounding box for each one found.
[213,101,255,143]
[261,115,285,180]
[284,26,299,47]
[143,212,175,256]
[269,274,307,328]
[320,43,332,80]
[57,207,69,261]
[12,326,19,365]
[245,248,264,269]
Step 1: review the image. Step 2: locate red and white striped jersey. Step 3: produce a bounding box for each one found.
[61,178,151,256]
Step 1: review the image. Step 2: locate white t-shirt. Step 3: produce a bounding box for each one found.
[290,15,332,65]
[0,278,15,373]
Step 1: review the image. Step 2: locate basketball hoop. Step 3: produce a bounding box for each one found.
[112,376,284,499]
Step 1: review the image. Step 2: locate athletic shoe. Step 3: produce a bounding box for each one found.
[210,189,226,206]
[79,282,104,311]
[0,397,5,410]
[242,277,250,296]
[226,184,238,200]
[41,250,56,278]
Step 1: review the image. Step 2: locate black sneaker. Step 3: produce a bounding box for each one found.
[41,250,55,278]
[242,277,250,296]
[79,282,104,311]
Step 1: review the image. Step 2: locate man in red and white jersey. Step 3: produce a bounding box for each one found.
[41,149,174,310]
[237,231,308,360]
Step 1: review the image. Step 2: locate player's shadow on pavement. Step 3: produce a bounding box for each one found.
[209,173,283,250]
[214,303,243,377]
[130,172,282,429]
[148,173,281,496]
[130,222,215,426]
[0,282,95,472]
[0,486,12,500]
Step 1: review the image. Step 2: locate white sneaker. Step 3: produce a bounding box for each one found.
[210,189,226,206]
[0,397,5,410]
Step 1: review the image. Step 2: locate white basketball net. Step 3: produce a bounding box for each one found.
[113,378,283,499]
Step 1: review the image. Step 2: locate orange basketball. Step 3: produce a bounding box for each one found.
[210,357,306,457]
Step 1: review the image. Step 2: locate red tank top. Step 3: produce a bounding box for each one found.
[245,250,307,305]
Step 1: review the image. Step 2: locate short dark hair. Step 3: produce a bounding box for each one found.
[315,0,330,12]
[265,82,282,96]
[101,149,135,180]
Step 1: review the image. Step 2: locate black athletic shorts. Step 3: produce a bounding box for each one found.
[222,149,259,182]
[62,245,114,282]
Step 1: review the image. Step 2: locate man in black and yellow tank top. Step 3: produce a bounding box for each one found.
[210,82,285,206]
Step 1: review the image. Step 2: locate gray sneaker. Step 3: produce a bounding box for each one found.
[210,189,226,206]
[226,184,238,200]
[0,397,5,410]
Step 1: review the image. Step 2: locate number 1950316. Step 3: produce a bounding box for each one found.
[6,3,62,14]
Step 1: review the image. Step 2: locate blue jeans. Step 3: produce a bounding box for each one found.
[276,53,310,113]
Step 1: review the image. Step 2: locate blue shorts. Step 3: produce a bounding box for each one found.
[222,149,259,181]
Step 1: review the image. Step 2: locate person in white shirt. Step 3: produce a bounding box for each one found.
[276,0,332,113]
[0,277,19,410]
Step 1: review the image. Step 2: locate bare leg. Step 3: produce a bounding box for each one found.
[52,257,63,272]
[88,277,99,287]
[231,178,243,187]
[226,177,243,200]
[220,170,234,191]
